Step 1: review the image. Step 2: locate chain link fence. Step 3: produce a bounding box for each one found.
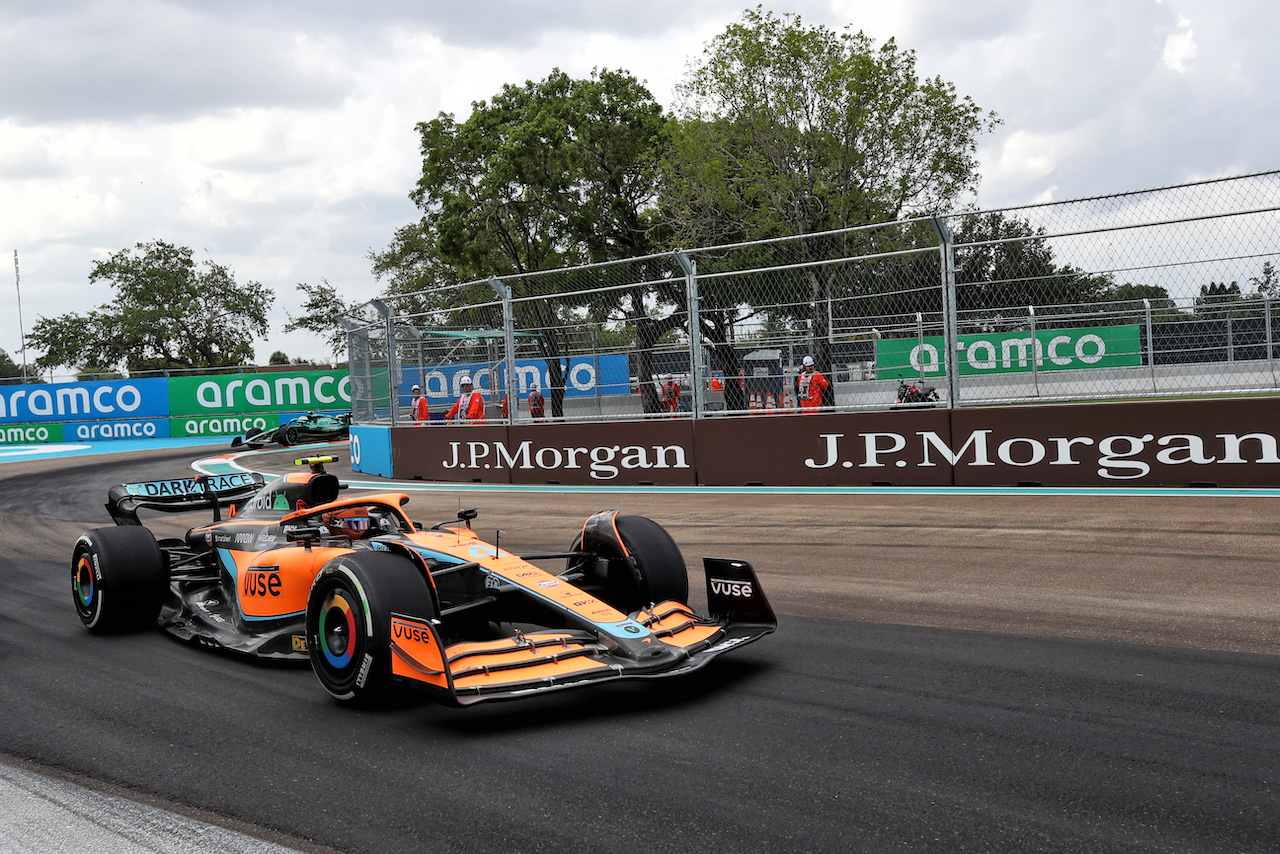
[349,171,1280,424]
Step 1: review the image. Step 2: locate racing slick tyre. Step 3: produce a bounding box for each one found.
[71,526,168,634]
[306,551,436,707]
[571,515,689,614]
[274,424,299,446]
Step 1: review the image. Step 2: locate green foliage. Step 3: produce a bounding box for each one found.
[26,240,273,373]
[1195,281,1243,319]
[0,347,25,379]
[282,280,368,359]
[663,7,999,244]
[658,8,997,393]
[268,350,290,365]
[408,67,670,280]
[388,67,678,414]
[953,212,1112,312]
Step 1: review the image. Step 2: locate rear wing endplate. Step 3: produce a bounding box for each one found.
[107,472,265,526]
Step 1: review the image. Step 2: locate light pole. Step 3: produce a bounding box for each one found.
[14,251,28,381]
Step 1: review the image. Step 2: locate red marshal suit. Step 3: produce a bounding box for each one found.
[446,390,487,424]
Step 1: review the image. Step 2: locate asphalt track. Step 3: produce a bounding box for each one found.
[0,441,1276,853]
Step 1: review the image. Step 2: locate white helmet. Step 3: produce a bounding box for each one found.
[802,356,814,367]
[459,375,472,386]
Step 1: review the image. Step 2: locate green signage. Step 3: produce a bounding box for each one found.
[168,370,351,416]
[0,422,64,444]
[876,325,1142,379]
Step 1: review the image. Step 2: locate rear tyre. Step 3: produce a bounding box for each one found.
[71,526,168,634]
[306,551,436,706]
[571,515,689,613]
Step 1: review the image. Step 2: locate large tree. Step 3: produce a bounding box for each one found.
[283,280,371,360]
[0,347,25,380]
[27,240,273,373]
[375,67,678,414]
[662,8,999,402]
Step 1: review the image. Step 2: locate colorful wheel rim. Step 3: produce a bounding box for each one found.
[74,555,95,609]
[319,589,358,670]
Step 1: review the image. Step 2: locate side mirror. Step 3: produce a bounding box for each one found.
[285,525,325,548]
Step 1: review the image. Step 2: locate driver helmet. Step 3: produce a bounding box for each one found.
[323,507,375,539]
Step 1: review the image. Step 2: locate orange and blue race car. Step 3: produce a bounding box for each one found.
[71,457,776,707]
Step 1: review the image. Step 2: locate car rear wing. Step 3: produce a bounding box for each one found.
[107,472,266,526]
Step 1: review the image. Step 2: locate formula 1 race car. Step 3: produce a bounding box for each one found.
[71,457,776,707]
[231,411,352,449]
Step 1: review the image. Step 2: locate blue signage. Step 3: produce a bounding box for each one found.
[0,378,170,424]
[350,425,393,478]
[399,355,629,404]
[64,418,173,441]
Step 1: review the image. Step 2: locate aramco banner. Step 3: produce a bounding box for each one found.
[0,378,169,424]
[167,370,351,416]
[876,325,1142,378]
[0,370,351,442]
[399,355,630,402]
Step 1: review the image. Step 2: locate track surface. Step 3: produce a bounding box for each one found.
[0,449,1276,853]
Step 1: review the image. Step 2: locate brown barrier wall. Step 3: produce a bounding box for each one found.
[388,397,1280,488]
[692,410,953,486]
[949,397,1280,487]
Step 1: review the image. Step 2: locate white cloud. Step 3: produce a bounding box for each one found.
[1162,15,1197,73]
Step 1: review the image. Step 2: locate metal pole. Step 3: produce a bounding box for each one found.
[488,278,517,425]
[931,217,959,408]
[1143,298,1155,393]
[915,312,925,382]
[13,251,28,381]
[591,328,602,417]
[1029,305,1039,398]
[675,252,703,417]
[369,299,399,426]
[1267,295,1276,387]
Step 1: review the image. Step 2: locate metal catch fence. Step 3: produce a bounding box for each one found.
[346,171,1280,424]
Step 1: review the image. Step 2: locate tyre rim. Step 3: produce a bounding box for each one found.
[74,555,95,610]
[318,589,358,670]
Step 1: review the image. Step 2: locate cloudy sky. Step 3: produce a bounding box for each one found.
[2,0,1274,372]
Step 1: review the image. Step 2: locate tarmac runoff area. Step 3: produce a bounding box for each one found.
[4,435,1278,852]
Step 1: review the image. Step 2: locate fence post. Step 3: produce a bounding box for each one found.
[675,252,703,417]
[1267,295,1276,386]
[931,216,959,409]
[369,299,398,426]
[488,277,517,424]
[915,313,925,383]
[1029,305,1039,398]
[339,316,374,423]
[1143,298,1156,392]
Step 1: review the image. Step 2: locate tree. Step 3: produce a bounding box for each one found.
[0,347,24,380]
[282,280,369,360]
[27,240,273,373]
[268,350,291,365]
[1195,281,1243,319]
[660,8,999,403]
[377,68,677,415]
[951,212,1112,318]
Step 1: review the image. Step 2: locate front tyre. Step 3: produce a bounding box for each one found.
[71,526,168,634]
[571,514,689,613]
[305,551,436,706]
